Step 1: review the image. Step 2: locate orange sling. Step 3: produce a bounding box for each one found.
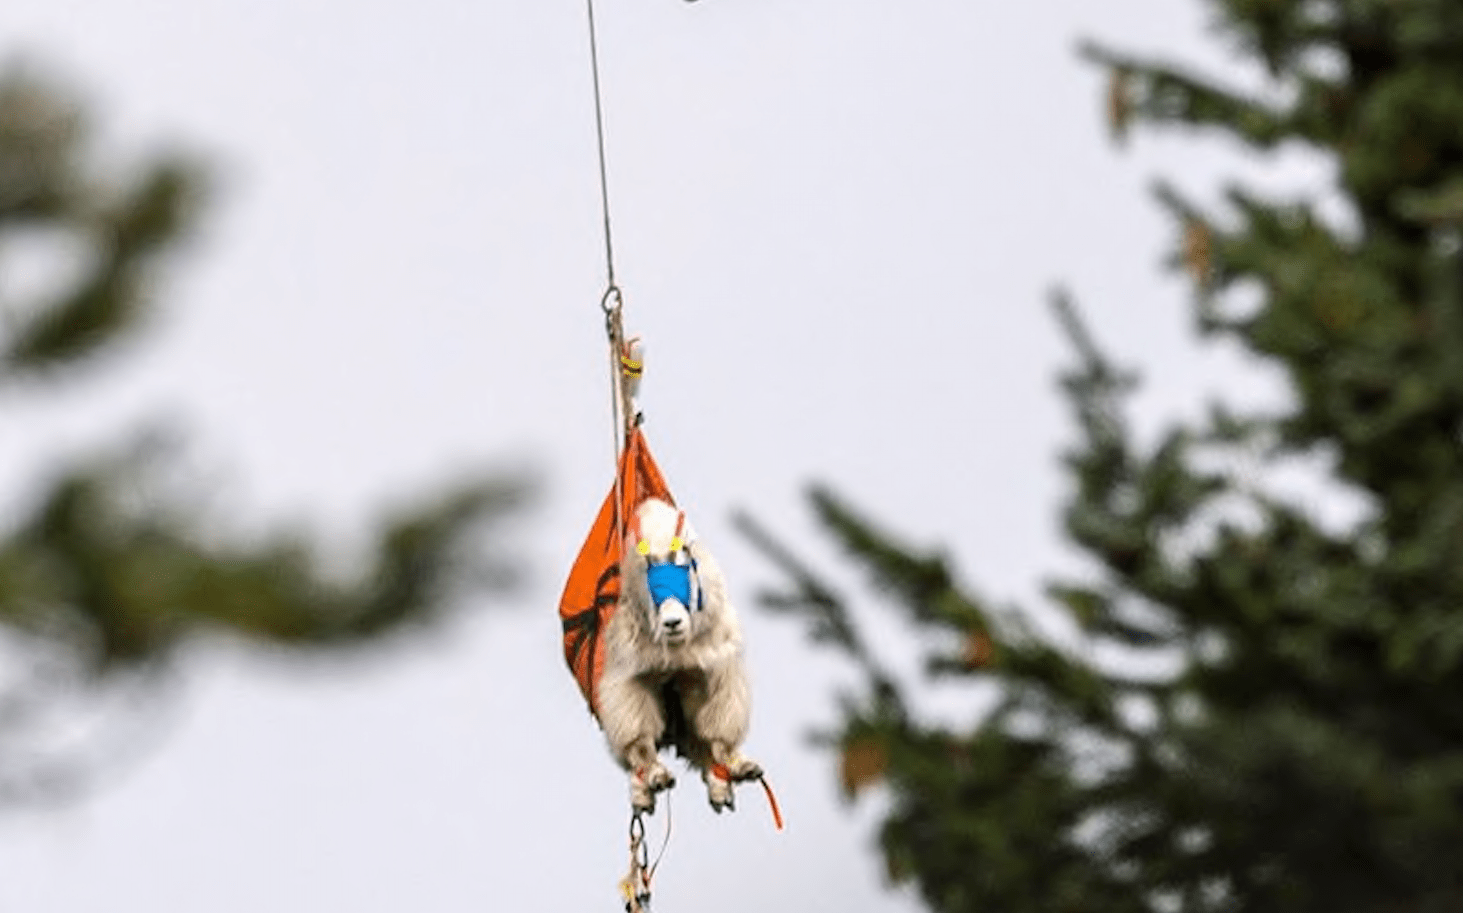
[559,427,674,717]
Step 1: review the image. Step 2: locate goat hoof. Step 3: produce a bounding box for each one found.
[648,767,676,792]
[631,763,676,813]
[707,784,735,813]
[705,769,738,813]
[631,787,656,815]
[722,757,763,783]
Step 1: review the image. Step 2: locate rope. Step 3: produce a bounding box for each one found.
[605,301,629,521]
[645,790,674,887]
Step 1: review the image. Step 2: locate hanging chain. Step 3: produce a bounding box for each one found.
[620,811,653,912]
[619,796,675,913]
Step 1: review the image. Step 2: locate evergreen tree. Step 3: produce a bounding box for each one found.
[0,64,525,804]
[740,2,1463,911]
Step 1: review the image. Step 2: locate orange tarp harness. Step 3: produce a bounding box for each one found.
[559,426,674,717]
[558,422,788,838]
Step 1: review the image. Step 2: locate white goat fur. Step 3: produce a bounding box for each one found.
[597,498,760,813]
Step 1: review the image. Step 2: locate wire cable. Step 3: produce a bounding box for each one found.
[585,0,618,292]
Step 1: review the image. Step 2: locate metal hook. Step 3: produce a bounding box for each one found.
[603,284,626,346]
[601,284,624,316]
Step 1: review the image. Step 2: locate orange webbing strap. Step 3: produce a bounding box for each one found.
[759,775,785,831]
[710,764,785,832]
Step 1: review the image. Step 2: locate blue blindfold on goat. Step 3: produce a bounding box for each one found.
[645,560,700,611]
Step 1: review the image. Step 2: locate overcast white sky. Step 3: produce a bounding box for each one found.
[0,2,1315,911]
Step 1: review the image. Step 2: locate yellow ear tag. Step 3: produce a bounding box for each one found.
[670,536,683,552]
[636,540,650,556]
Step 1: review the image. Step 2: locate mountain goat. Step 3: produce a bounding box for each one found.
[595,498,761,813]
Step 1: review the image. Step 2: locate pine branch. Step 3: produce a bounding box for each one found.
[0,439,528,669]
[0,70,205,381]
[1083,42,1300,150]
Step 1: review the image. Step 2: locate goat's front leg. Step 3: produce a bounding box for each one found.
[600,674,675,813]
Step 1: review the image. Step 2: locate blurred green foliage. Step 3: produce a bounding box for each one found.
[0,65,526,804]
[742,2,1463,911]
